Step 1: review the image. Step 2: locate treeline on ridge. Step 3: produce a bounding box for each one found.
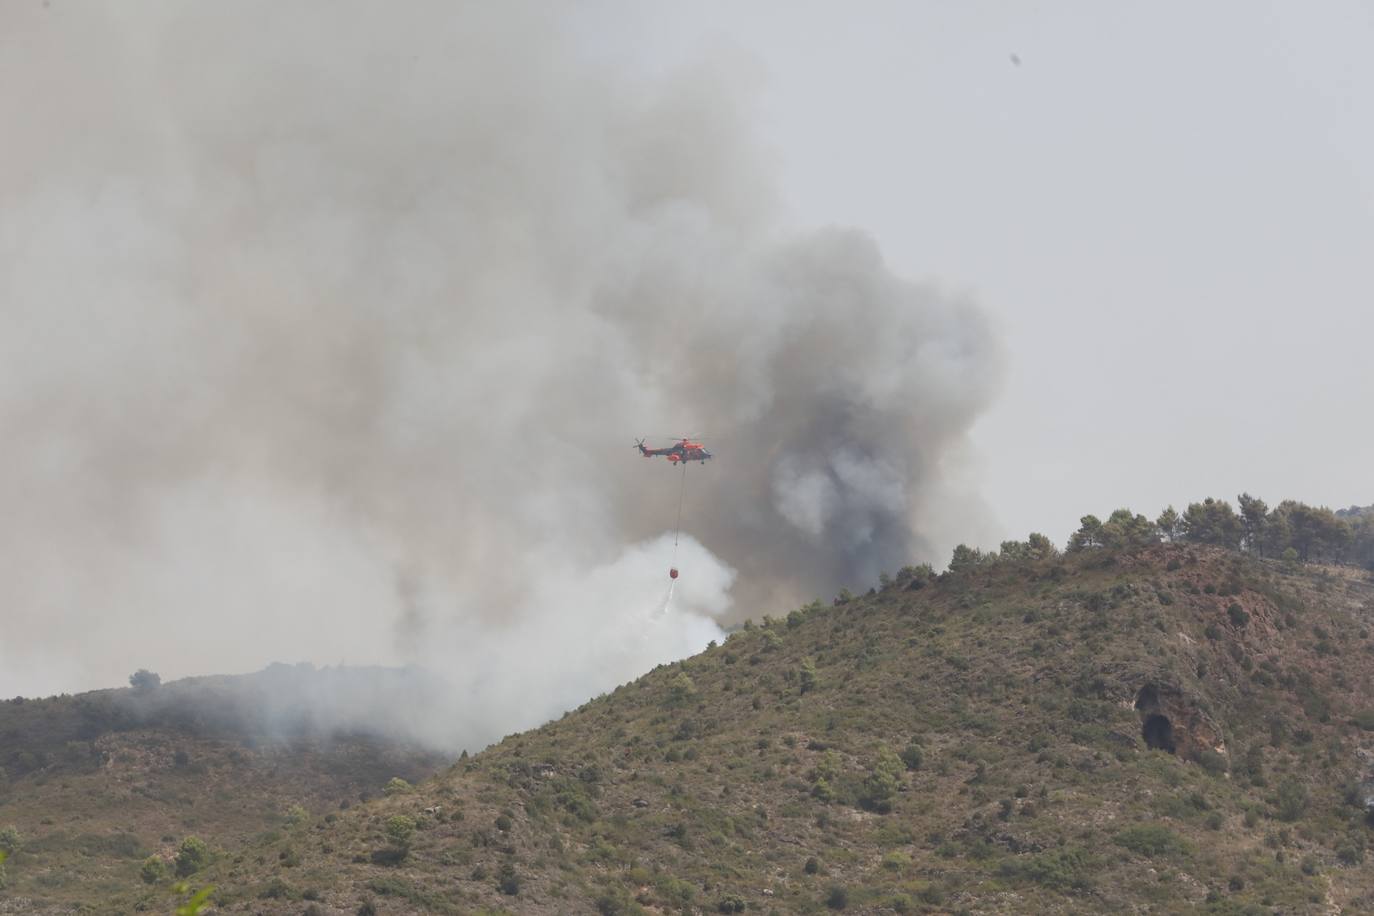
[949,496,1374,573]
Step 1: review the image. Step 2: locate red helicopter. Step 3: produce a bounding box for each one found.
[635,436,712,580]
[634,436,712,466]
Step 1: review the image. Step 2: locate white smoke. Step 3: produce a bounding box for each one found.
[0,1,1001,748]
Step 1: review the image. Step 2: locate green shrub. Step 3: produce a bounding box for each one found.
[873,822,915,848]
[667,672,697,707]
[1336,834,1366,865]
[259,877,293,899]
[881,851,910,870]
[655,875,695,906]
[385,815,416,848]
[0,827,20,855]
[140,855,167,884]
[998,846,1095,890]
[1114,824,1188,857]
[595,887,643,915]
[859,747,903,813]
[174,883,214,915]
[551,776,599,822]
[1197,749,1229,776]
[283,804,308,827]
[174,836,209,877]
[826,885,849,909]
[382,777,413,796]
[1276,778,1309,822]
[370,846,407,866]
[1227,603,1249,627]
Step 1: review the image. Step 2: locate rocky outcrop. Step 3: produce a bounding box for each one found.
[1134,683,1226,762]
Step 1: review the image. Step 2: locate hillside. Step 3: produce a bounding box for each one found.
[109,543,1374,915]
[0,668,447,909]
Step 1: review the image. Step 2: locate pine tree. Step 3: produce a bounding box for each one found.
[1237,493,1269,556]
[1156,506,1181,542]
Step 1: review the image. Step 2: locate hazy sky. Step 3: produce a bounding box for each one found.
[2,1,999,699]
[2,2,1370,704]
[619,0,1374,543]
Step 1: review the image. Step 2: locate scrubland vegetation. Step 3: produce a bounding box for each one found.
[0,672,444,912]
[179,521,1374,912]
[5,499,1374,913]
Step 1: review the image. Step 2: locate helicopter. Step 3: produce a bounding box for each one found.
[634,436,712,466]
[633,435,712,580]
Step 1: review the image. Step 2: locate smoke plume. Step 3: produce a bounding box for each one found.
[0,2,1001,749]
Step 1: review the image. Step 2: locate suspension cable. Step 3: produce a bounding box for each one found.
[673,462,687,559]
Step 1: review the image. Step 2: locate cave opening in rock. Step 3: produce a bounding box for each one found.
[1135,684,1159,712]
[1142,714,1175,753]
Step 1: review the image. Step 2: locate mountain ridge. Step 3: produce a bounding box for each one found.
[142,543,1374,915]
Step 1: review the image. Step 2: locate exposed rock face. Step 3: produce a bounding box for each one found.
[1134,684,1226,762]
[1355,748,1374,816]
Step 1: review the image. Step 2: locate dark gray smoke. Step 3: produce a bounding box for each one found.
[0,1,1001,748]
